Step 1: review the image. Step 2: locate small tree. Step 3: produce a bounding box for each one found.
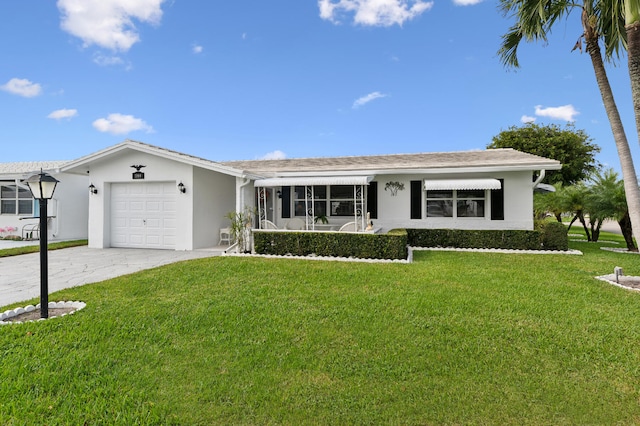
[488,123,600,186]
[225,206,256,253]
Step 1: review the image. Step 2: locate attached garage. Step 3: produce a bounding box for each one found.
[110,182,177,249]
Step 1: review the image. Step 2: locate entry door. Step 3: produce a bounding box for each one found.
[111,182,177,249]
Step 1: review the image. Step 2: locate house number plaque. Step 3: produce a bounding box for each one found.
[131,164,146,180]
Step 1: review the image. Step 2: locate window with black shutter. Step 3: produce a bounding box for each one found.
[367,182,378,219]
[410,180,422,219]
[490,179,504,220]
[281,187,291,218]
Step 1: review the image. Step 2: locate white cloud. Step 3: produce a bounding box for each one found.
[452,0,482,5]
[92,113,154,135]
[48,109,78,120]
[93,53,125,66]
[319,0,433,26]
[534,104,579,121]
[353,91,387,109]
[520,115,536,123]
[57,0,165,51]
[1,78,42,98]
[260,150,287,160]
[192,44,203,54]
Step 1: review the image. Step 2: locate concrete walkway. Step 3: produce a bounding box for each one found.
[0,246,222,308]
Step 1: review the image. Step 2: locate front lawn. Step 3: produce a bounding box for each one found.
[1,233,640,424]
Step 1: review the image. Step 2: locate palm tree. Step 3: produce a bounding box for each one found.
[625,1,640,143]
[586,168,637,250]
[498,0,640,247]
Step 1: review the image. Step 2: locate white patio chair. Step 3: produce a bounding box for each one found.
[285,218,305,230]
[261,219,279,230]
[218,227,232,245]
[338,221,359,232]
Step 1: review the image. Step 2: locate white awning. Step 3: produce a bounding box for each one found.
[424,178,501,190]
[255,176,373,187]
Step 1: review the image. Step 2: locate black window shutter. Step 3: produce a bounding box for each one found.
[367,182,378,219]
[410,180,422,219]
[490,179,504,220]
[281,187,291,218]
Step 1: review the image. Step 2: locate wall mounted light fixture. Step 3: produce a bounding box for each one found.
[178,182,186,194]
[277,190,282,199]
[89,183,98,195]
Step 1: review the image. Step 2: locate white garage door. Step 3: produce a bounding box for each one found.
[111,182,177,249]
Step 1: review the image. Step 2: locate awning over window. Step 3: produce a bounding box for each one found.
[255,176,373,187]
[424,179,501,191]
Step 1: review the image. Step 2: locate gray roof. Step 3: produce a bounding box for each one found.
[0,161,68,176]
[224,148,561,176]
[61,139,246,177]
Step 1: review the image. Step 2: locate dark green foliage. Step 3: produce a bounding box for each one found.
[407,228,568,251]
[488,123,601,185]
[253,229,408,260]
[535,220,570,251]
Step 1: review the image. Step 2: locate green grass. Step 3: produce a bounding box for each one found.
[2,233,640,424]
[0,239,87,258]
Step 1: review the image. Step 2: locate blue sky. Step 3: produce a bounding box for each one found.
[1,0,639,174]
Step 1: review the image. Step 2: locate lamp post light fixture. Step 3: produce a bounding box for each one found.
[25,170,59,319]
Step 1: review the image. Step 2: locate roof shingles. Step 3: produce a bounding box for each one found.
[224,149,560,175]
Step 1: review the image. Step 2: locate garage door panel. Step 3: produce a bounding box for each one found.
[111,182,177,249]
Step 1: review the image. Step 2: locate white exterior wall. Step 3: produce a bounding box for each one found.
[262,171,535,232]
[193,167,236,249]
[86,151,194,250]
[373,170,535,231]
[0,172,88,242]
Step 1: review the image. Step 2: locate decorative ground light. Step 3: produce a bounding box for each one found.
[0,301,86,324]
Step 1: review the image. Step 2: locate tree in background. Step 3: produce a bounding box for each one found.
[535,170,637,251]
[585,168,637,250]
[497,0,640,249]
[488,123,600,186]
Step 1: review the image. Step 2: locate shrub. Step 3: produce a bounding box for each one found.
[407,229,553,250]
[253,229,408,260]
[535,221,569,251]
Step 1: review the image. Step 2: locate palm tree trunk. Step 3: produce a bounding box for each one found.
[628,22,640,136]
[618,211,638,251]
[585,23,640,248]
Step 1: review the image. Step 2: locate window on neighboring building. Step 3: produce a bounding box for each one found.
[0,181,33,215]
[426,189,486,218]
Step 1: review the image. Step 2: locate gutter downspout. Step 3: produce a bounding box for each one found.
[237,177,252,213]
[532,169,546,189]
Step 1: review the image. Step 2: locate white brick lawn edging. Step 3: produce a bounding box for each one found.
[0,301,86,325]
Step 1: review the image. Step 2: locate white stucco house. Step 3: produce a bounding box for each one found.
[0,162,88,241]
[56,140,561,251]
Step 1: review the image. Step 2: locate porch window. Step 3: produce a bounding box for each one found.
[330,185,356,216]
[294,186,327,217]
[426,189,486,218]
[0,181,33,215]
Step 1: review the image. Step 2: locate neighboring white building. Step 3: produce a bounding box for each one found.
[0,162,88,241]
[57,140,561,251]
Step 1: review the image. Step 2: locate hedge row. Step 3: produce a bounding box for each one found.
[252,223,568,260]
[253,229,408,260]
[406,222,568,251]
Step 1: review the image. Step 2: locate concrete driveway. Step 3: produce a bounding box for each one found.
[0,246,221,308]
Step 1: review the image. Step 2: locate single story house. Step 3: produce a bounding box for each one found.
[57,140,561,251]
[0,162,88,241]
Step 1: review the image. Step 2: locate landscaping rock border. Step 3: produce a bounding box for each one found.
[0,301,86,325]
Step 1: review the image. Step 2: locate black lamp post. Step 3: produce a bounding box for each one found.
[25,170,59,319]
